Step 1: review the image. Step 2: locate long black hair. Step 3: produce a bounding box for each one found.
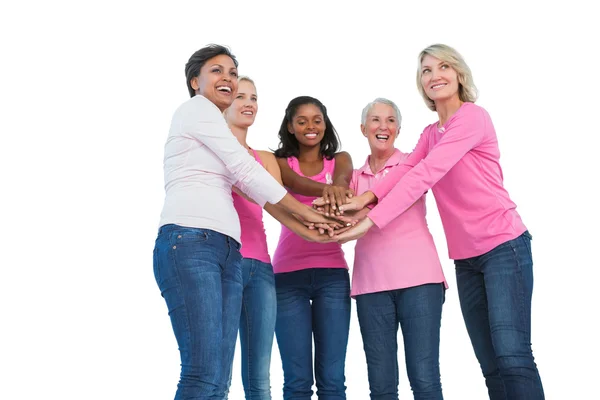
[274,96,340,160]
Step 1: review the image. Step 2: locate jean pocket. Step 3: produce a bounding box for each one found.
[522,230,533,240]
[171,229,210,245]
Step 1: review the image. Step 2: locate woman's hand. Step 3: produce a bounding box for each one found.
[333,217,375,244]
[296,205,347,227]
[337,191,376,213]
[321,186,354,216]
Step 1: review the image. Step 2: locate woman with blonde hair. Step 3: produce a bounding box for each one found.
[333,44,545,399]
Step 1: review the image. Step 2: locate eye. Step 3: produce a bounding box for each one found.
[236,95,243,99]
[441,64,449,69]
[251,97,257,102]
[315,120,322,124]
[422,68,431,74]
[297,121,305,125]
[211,68,221,73]
[230,71,238,77]
[372,117,379,122]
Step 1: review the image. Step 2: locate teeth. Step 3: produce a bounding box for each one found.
[217,86,231,92]
[432,84,446,89]
[376,135,389,140]
[305,133,317,138]
[242,111,253,115]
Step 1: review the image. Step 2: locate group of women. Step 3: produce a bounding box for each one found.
[153,43,545,400]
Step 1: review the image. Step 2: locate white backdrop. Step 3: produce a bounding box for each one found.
[1,0,598,399]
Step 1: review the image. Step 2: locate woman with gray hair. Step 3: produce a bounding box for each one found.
[348,98,448,399]
[334,44,545,399]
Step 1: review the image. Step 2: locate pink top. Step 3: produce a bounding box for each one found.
[272,156,348,274]
[351,149,447,297]
[232,149,271,264]
[368,102,527,260]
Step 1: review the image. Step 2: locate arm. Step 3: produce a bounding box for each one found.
[264,202,337,242]
[340,127,431,211]
[367,105,487,230]
[181,97,286,207]
[260,152,341,238]
[276,151,353,196]
[232,150,285,204]
[276,157,326,197]
[180,98,340,224]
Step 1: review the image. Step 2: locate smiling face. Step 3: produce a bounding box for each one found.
[288,103,325,148]
[191,54,238,112]
[420,54,460,105]
[225,79,257,129]
[361,102,399,155]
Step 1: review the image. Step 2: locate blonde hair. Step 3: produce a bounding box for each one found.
[238,75,255,87]
[416,44,478,111]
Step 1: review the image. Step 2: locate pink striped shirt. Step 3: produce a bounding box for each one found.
[232,149,271,264]
[272,156,348,274]
[368,102,527,260]
[351,149,446,297]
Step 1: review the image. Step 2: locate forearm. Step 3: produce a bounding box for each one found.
[288,176,329,197]
[276,193,310,215]
[264,203,309,236]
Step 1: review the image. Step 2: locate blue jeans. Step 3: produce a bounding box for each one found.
[225,258,277,400]
[454,231,544,400]
[153,224,243,400]
[275,268,351,400]
[356,283,445,400]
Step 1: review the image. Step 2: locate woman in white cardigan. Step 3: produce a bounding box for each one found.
[154,44,339,400]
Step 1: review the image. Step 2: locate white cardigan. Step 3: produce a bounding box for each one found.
[158,95,286,243]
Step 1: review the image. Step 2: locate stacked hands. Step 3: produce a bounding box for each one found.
[297,186,375,244]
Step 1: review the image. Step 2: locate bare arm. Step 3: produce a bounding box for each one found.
[276,156,326,197]
[260,151,341,238]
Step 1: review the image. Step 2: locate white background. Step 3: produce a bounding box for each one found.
[1,0,598,399]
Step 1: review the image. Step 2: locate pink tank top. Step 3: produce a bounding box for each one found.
[232,149,271,264]
[272,156,348,274]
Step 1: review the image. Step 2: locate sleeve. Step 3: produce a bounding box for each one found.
[180,97,286,207]
[368,105,487,229]
[349,170,359,194]
[370,126,430,200]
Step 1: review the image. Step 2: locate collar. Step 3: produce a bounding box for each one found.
[357,148,406,176]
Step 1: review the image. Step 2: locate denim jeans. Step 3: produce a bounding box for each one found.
[225,258,277,400]
[153,224,243,400]
[355,283,445,400]
[454,231,544,400]
[275,268,351,400]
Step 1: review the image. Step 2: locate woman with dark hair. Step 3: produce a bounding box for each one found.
[153,45,338,400]
[272,96,353,399]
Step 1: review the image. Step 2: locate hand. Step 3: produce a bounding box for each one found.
[337,192,373,213]
[333,217,375,244]
[321,186,354,215]
[337,207,370,223]
[297,205,345,227]
[300,226,340,243]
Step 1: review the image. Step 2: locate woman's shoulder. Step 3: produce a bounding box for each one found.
[461,102,491,120]
[175,95,220,118]
[255,149,277,164]
[333,151,352,162]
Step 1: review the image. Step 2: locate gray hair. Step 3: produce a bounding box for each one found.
[361,98,402,126]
